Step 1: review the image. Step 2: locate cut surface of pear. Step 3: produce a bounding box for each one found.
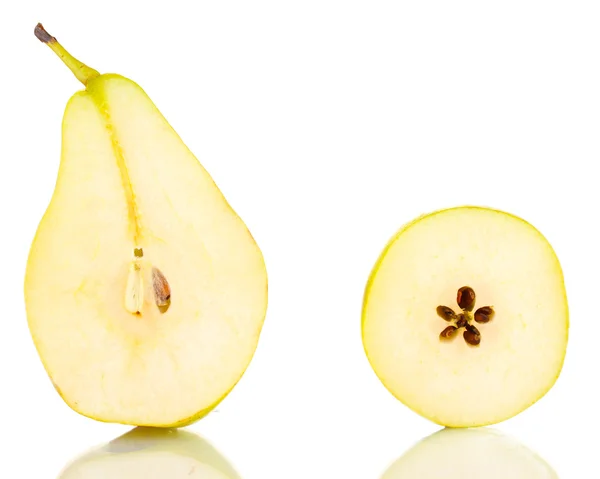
[362,206,568,427]
[59,427,242,479]
[25,24,268,427]
[381,428,558,479]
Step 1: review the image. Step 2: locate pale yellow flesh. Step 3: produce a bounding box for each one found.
[362,207,568,427]
[25,75,268,426]
[59,428,241,479]
[382,428,558,478]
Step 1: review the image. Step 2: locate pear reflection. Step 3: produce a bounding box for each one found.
[58,427,242,479]
[382,428,558,479]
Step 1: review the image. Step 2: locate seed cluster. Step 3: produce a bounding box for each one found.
[437,286,494,346]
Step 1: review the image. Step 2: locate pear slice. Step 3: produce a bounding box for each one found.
[362,206,568,427]
[25,24,268,427]
[381,428,558,479]
[59,427,242,479]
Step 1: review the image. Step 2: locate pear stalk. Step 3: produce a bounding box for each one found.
[34,23,99,86]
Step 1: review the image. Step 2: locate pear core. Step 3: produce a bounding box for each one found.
[362,207,568,427]
[25,26,268,427]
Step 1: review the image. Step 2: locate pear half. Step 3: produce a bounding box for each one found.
[59,427,242,479]
[381,428,558,479]
[24,24,268,427]
[362,206,568,427]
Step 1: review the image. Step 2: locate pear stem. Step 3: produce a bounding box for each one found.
[34,23,100,86]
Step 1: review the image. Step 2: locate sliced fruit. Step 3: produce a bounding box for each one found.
[25,24,268,426]
[59,428,241,479]
[362,206,568,427]
[381,428,558,478]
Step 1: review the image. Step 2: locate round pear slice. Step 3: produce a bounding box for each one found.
[381,428,558,479]
[362,206,568,427]
[59,427,242,479]
[25,25,268,426]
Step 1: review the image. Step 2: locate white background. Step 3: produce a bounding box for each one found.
[1,1,599,477]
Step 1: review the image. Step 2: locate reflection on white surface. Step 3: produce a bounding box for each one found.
[381,428,558,479]
[58,427,242,479]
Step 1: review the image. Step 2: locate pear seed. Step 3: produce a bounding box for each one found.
[466,323,480,335]
[436,305,457,321]
[457,286,476,311]
[440,326,458,339]
[463,328,481,346]
[463,323,481,346]
[474,306,494,323]
[152,267,171,314]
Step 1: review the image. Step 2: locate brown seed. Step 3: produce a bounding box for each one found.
[463,323,481,346]
[436,305,456,321]
[440,325,458,339]
[463,329,481,346]
[152,267,171,314]
[457,286,476,311]
[465,323,480,336]
[474,306,494,323]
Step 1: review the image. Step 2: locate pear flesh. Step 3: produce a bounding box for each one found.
[25,26,268,427]
[362,207,568,427]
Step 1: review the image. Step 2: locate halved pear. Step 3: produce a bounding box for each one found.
[59,427,242,479]
[24,24,268,426]
[381,428,558,478]
[362,206,568,427]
